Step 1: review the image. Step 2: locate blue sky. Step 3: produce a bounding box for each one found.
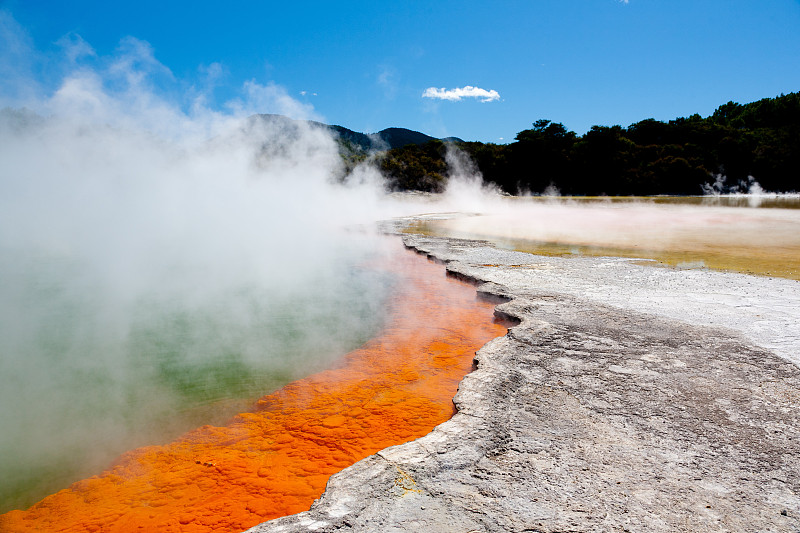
[2,0,800,142]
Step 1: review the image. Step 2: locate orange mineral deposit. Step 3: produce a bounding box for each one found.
[0,245,508,533]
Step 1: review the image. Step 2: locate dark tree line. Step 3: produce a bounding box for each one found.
[376,92,800,194]
[378,141,448,192]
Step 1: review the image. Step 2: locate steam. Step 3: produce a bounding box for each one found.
[701,174,766,196]
[700,174,800,207]
[441,143,503,212]
[0,13,400,511]
[0,9,516,511]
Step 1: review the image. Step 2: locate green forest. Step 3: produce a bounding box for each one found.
[372,92,800,195]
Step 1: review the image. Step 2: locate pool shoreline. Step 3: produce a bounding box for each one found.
[249,229,800,532]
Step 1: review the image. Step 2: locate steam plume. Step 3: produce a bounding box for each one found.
[0,11,394,511]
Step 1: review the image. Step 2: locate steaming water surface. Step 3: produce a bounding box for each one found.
[0,238,394,512]
[411,196,800,280]
[0,243,508,532]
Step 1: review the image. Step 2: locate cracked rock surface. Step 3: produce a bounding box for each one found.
[247,234,800,533]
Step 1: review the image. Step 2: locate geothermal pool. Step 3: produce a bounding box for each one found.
[0,243,507,532]
[3,195,798,532]
[0,234,393,514]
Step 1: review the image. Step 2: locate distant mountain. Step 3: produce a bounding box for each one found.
[249,114,463,152]
[373,127,436,149]
[327,124,463,151]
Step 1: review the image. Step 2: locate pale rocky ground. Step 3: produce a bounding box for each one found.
[247,232,800,533]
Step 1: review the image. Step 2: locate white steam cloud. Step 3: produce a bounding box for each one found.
[422,85,501,103]
[442,144,503,211]
[0,10,400,511]
[0,9,510,511]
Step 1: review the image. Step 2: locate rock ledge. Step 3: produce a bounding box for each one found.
[248,234,800,532]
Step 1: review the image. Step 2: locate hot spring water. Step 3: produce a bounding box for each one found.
[0,241,393,512]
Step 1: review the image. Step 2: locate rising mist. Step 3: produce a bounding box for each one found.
[0,14,407,511]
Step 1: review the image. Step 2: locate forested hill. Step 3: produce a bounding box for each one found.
[376,92,800,194]
[329,124,463,151]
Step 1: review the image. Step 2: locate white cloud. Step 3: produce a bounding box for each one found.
[422,85,500,103]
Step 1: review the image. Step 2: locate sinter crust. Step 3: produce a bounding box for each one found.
[247,234,800,533]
